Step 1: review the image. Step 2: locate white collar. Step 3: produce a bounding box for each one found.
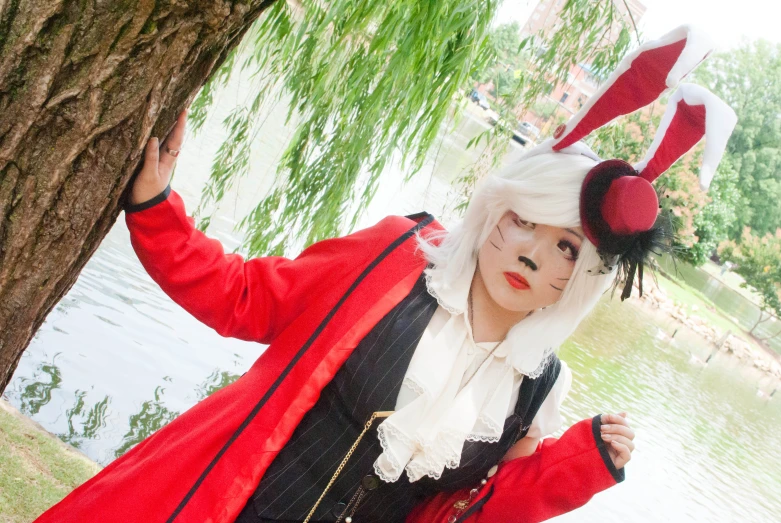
[422,259,553,376]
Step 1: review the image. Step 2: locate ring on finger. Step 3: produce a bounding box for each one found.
[164,145,180,157]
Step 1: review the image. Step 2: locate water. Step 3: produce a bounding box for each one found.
[5,71,781,522]
[554,302,781,523]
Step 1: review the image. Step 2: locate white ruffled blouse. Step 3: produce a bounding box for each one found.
[372,262,572,484]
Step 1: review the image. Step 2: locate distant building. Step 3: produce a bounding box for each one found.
[519,0,646,132]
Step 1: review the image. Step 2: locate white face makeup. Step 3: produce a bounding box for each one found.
[477,210,584,314]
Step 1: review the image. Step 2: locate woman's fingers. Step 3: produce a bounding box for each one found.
[601,433,635,452]
[601,413,630,428]
[129,137,164,206]
[159,110,187,176]
[129,110,187,207]
[600,412,635,469]
[601,423,635,441]
[143,137,160,179]
[610,440,632,467]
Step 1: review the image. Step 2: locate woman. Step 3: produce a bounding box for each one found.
[35,25,734,523]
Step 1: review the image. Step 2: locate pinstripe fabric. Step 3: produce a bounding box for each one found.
[235,272,561,523]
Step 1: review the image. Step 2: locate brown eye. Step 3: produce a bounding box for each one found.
[558,240,580,261]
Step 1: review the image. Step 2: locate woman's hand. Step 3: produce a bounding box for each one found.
[129,110,187,206]
[600,412,634,469]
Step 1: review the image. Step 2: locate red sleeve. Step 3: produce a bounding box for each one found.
[407,416,624,523]
[124,187,400,344]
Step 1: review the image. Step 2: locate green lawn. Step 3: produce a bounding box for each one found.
[699,260,764,306]
[0,401,99,522]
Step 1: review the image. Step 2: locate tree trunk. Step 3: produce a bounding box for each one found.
[749,310,770,335]
[0,0,276,392]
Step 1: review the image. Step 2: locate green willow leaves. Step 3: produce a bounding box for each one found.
[191,0,496,255]
[192,0,634,256]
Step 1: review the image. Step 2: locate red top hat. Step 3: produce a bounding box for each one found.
[523,25,737,299]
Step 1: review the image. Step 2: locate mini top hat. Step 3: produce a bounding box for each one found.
[522,25,737,299]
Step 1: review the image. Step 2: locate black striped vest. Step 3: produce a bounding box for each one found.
[236,263,561,523]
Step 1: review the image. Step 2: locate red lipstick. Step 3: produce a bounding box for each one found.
[504,272,530,290]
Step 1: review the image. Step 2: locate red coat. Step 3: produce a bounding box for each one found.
[34,189,623,523]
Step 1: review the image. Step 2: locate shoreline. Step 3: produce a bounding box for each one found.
[637,274,781,381]
[0,397,100,522]
[0,399,99,468]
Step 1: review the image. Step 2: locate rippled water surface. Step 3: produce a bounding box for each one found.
[6,73,781,522]
[554,302,781,523]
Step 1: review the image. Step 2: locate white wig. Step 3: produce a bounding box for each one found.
[415,152,615,377]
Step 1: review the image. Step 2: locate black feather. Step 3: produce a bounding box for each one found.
[610,210,675,301]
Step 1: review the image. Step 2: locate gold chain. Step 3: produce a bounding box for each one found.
[302,410,394,523]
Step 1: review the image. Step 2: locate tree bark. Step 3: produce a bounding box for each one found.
[0,0,276,392]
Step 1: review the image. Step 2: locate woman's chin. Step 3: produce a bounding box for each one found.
[490,289,536,315]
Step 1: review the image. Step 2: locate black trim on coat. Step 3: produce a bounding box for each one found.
[167,214,436,522]
[591,415,626,484]
[404,211,434,222]
[124,184,172,213]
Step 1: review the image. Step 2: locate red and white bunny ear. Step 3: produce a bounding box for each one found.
[551,25,715,152]
[634,83,737,189]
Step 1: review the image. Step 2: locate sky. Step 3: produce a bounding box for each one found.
[495,0,781,51]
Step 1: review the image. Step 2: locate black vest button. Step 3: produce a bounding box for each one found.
[361,474,380,491]
[331,501,347,517]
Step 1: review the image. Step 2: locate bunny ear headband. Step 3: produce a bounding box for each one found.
[522,25,738,300]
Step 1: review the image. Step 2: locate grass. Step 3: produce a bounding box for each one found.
[649,271,768,353]
[699,260,764,306]
[654,274,740,332]
[0,400,99,522]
